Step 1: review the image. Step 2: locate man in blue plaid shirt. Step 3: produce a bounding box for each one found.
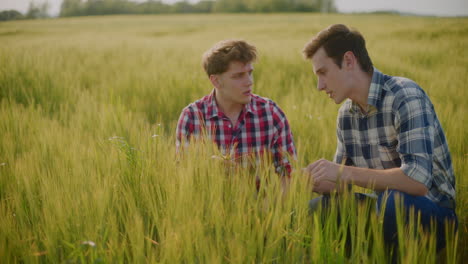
[302,24,457,252]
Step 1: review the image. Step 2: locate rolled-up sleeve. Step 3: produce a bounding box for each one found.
[333,120,346,164]
[395,96,435,188]
[333,116,353,166]
[271,106,297,177]
[175,107,194,150]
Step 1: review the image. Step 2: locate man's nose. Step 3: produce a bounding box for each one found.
[246,74,253,86]
[317,78,325,91]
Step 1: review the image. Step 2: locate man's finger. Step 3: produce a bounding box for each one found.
[306,159,321,171]
[310,163,325,176]
[313,175,323,185]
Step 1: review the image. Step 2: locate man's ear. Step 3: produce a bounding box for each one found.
[342,51,357,70]
[209,74,220,89]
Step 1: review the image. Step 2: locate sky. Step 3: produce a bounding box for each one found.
[1,0,467,17]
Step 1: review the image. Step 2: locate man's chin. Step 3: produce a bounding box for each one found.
[333,97,344,104]
[241,96,252,104]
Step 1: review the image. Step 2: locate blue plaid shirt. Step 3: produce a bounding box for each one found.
[335,68,456,204]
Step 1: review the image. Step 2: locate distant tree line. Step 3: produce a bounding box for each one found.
[0,1,50,21]
[0,10,24,21]
[0,0,336,21]
[60,0,336,17]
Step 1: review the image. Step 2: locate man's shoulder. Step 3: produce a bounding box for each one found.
[251,94,282,110]
[251,93,273,105]
[383,75,428,101]
[251,94,289,118]
[182,94,211,113]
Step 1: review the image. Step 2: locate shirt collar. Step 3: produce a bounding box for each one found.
[367,67,385,108]
[206,89,255,119]
[349,67,384,115]
[244,96,256,114]
[206,90,219,119]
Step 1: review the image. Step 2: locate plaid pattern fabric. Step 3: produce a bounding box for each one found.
[176,91,296,176]
[335,68,455,203]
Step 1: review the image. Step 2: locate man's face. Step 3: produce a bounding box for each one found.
[311,47,350,104]
[213,61,254,106]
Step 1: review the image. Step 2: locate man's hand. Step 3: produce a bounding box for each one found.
[211,154,237,169]
[303,159,344,194]
[312,180,337,194]
[305,158,344,184]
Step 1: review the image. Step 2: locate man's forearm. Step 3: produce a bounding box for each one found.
[342,166,428,196]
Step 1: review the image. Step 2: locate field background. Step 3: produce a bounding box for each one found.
[0,14,467,263]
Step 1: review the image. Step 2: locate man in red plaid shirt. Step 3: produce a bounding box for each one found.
[176,39,296,180]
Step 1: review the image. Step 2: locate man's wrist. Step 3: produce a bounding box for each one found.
[341,166,353,184]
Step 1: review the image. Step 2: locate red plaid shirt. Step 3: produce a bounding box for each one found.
[176,91,296,176]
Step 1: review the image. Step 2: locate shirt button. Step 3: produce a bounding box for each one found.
[228,124,231,128]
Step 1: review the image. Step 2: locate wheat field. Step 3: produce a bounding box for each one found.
[0,14,467,263]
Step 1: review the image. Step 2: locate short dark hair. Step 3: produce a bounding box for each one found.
[303,24,373,73]
[202,39,257,76]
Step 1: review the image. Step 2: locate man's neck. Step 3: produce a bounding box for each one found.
[351,70,373,112]
[214,92,244,124]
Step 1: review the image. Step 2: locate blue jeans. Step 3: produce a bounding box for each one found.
[309,190,458,252]
[377,190,458,252]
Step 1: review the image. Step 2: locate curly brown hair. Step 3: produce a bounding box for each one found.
[202,39,257,76]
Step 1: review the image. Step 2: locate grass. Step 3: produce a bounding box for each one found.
[0,13,467,263]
